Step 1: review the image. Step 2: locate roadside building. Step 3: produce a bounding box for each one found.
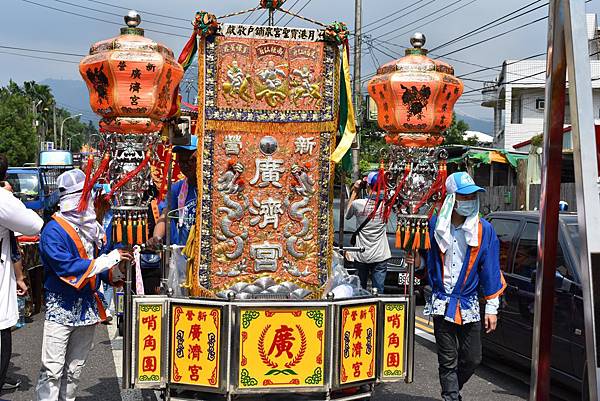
[481,13,600,150]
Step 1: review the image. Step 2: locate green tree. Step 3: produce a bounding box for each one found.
[0,80,96,165]
[442,113,478,146]
[0,83,37,165]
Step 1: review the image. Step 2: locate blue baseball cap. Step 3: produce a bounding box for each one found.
[445,172,485,195]
[173,135,198,153]
[367,171,378,187]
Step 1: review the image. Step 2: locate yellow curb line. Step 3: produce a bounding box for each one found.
[415,322,435,334]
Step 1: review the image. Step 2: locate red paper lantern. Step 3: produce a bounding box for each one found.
[367,33,463,147]
[79,11,184,134]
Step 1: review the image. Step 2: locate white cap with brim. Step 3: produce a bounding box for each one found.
[445,172,485,195]
[57,169,86,196]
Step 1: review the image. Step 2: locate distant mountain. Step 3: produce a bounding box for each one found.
[41,78,99,124]
[456,113,493,135]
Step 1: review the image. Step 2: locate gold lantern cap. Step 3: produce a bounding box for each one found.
[377,33,455,76]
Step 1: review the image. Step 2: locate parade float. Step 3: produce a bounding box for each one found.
[77,2,463,399]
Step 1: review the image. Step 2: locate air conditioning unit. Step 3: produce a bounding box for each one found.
[535,98,545,110]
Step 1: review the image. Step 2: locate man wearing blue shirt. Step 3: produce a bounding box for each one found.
[149,136,198,247]
[424,172,506,401]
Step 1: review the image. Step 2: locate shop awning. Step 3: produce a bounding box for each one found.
[447,149,528,168]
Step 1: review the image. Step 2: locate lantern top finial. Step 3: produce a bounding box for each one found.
[125,10,141,28]
[410,32,426,49]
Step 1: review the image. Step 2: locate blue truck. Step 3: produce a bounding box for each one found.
[7,150,74,222]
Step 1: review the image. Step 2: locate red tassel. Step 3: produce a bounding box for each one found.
[105,152,151,200]
[369,160,388,219]
[158,147,172,203]
[78,153,110,212]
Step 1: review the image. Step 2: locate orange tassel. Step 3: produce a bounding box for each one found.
[424,226,431,250]
[395,226,401,248]
[136,216,143,245]
[412,223,421,250]
[127,216,133,246]
[116,217,123,243]
[403,224,411,249]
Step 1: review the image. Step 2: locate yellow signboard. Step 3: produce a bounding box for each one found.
[137,303,163,383]
[381,303,406,378]
[170,305,221,387]
[339,304,377,384]
[238,308,326,388]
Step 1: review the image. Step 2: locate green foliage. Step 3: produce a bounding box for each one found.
[0,80,97,165]
[442,113,478,146]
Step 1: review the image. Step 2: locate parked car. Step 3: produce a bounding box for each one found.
[482,211,586,397]
[332,197,425,297]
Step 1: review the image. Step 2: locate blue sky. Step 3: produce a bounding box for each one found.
[1,0,599,121]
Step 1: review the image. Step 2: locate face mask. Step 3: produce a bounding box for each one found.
[455,199,478,217]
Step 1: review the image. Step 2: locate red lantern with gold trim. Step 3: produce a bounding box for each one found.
[79,12,184,134]
[367,33,463,147]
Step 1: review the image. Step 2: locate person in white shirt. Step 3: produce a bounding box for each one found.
[0,153,44,392]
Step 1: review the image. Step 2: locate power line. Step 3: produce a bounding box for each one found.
[51,0,189,31]
[283,0,313,27]
[0,45,84,57]
[84,0,189,22]
[390,0,481,42]
[457,52,546,78]
[429,0,545,52]
[275,0,302,25]
[376,0,467,40]
[252,9,267,25]
[20,0,189,38]
[435,15,547,59]
[358,0,436,36]
[0,50,77,64]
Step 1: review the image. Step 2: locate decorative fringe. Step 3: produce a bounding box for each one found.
[105,151,151,201]
[395,226,401,248]
[77,155,94,211]
[158,147,172,202]
[115,217,123,243]
[369,160,388,219]
[412,222,421,250]
[424,225,431,250]
[136,216,143,245]
[78,153,110,212]
[127,216,133,246]
[205,119,337,134]
[178,32,199,71]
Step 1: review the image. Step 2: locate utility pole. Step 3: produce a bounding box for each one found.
[352,0,362,182]
[53,105,57,147]
[33,100,40,163]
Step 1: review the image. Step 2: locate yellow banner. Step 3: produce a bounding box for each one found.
[239,307,326,388]
[137,304,163,383]
[339,303,377,384]
[170,305,221,387]
[330,44,357,163]
[381,303,407,378]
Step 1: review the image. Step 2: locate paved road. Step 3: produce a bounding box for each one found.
[2,307,579,401]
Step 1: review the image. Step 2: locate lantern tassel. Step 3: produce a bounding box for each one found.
[412,222,421,250]
[158,147,172,202]
[395,225,401,248]
[78,153,110,212]
[424,225,431,250]
[115,216,123,244]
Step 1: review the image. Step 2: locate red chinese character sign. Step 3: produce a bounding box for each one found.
[339,304,377,385]
[381,302,407,379]
[136,303,163,384]
[194,23,341,298]
[170,304,222,388]
[238,307,326,389]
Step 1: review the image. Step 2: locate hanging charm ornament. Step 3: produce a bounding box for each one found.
[367,33,462,251]
[260,0,286,11]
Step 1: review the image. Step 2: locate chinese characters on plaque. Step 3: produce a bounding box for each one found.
[170,305,221,387]
[339,304,377,385]
[381,303,407,379]
[136,303,163,383]
[238,308,325,388]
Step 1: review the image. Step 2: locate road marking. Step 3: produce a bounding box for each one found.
[415,328,436,343]
[415,315,432,326]
[415,322,434,334]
